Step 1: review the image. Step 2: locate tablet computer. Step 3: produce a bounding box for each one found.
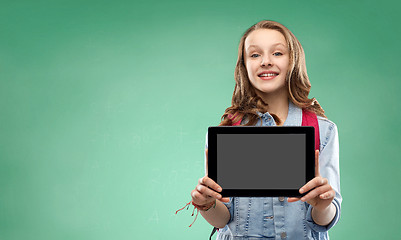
[208,126,315,197]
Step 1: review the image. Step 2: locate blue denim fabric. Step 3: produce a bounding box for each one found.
[205,101,342,240]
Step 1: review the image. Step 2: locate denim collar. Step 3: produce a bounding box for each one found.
[283,101,302,126]
[256,100,302,126]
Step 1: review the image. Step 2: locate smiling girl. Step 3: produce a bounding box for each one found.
[190,20,341,240]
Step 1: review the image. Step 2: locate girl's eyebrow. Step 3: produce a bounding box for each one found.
[246,43,287,51]
[246,45,262,51]
[272,43,287,48]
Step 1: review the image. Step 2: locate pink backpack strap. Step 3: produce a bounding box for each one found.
[228,113,242,126]
[302,109,320,151]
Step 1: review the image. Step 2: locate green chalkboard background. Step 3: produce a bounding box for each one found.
[1,0,400,239]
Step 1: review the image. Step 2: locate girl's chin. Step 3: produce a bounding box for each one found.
[256,87,283,94]
[254,86,287,96]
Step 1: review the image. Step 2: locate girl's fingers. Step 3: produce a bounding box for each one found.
[319,189,335,200]
[315,150,320,177]
[196,184,222,200]
[191,188,214,204]
[220,197,230,203]
[199,176,223,193]
[191,189,207,203]
[299,177,328,194]
[287,197,300,202]
[198,150,225,203]
[300,184,332,202]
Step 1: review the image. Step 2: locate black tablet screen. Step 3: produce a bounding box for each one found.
[217,134,305,190]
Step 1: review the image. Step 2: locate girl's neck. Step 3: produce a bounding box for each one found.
[258,90,289,125]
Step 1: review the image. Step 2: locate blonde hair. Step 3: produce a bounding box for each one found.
[220,20,326,126]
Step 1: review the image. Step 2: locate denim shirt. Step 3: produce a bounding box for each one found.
[204,101,342,240]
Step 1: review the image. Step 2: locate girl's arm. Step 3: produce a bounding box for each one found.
[199,200,231,228]
[311,202,337,226]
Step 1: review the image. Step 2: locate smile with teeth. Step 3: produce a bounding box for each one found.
[258,73,278,77]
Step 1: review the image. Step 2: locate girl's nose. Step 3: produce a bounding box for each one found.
[261,56,272,67]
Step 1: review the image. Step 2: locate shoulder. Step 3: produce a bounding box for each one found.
[317,116,339,151]
[317,116,337,132]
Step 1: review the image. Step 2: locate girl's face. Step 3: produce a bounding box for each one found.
[244,29,290,98]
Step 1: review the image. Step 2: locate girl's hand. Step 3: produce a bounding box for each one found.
[288,150,335,212]
[191,149,230,207]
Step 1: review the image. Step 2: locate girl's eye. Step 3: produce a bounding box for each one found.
[250,54,260,58]
[273,52,283,56]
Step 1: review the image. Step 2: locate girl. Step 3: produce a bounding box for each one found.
[190,20,341,240]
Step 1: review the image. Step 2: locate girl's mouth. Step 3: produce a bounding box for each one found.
[258,72,278,80]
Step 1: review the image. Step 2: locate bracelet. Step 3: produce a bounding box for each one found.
[175,199,217,227]
[192,199,216,211]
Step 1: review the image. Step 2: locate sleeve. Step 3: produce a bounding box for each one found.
[204,132,234,225]
[221,198,234,225]
[306,120,342,232]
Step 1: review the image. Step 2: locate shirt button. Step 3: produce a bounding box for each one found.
[281,232,287,239]
[279,197,285,202]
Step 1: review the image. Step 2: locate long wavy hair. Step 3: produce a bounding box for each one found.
[220,20,326,126]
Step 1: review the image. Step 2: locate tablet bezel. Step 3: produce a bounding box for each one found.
[208,126,315,197]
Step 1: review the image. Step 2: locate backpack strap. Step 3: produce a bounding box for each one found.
[228,113,242,126]
[301,109,320,151]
